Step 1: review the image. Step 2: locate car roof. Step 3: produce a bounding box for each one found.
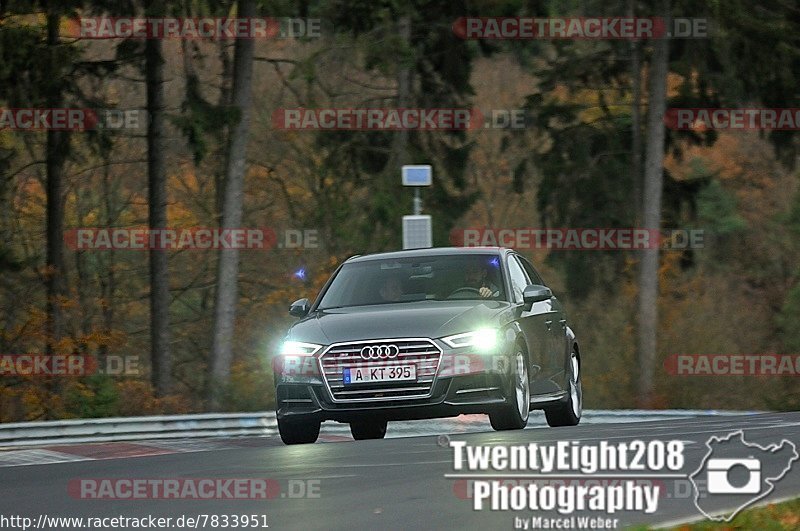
[344,246,510,263]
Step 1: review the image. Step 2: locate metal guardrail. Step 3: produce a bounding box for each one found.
[0,409,761,448]
[0,412,278,447]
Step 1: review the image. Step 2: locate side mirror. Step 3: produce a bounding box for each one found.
[289,298,311,317]
[523,284,552,304]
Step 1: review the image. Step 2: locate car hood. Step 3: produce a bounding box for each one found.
[287,300,514,345]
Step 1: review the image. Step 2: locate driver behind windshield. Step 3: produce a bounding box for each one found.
[458,261,500,299]
[378,274,404,302]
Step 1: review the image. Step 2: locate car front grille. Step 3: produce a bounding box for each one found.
[319,338,442,402]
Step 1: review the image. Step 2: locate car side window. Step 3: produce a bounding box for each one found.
[511,256,533,285]
[506,256,529,303]
[518,256,544,286]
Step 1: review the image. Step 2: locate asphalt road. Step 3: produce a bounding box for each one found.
[1,411,799,531]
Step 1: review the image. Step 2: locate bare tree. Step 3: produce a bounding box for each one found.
[389,15,411,169]
[629,0,643,221]
[145,0,171,396]
[209,0,256,409]
[44,6,68,360]
[636,0,670,406]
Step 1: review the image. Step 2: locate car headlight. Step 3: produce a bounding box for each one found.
[442,328,499,352]
[280,341,322,356]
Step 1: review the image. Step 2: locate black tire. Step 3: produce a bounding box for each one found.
[350,419,388,440]
[278,418,320,444]
[489,346,530,431]
[545,350,582,427]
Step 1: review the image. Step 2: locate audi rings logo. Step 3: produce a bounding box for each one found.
[360,344,400,360]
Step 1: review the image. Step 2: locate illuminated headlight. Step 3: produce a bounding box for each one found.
[442,328,499,352]
[280,341,322,356]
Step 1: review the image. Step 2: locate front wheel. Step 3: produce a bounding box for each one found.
[545,350,582,427]
[278,417,320,444]
[350,419,388,440]
[489,348,530,430]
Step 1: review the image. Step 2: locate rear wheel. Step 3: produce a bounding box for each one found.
[545,350,582,427]
[350,419,388,440]
[278,418,320,444]
[490,347,530,430]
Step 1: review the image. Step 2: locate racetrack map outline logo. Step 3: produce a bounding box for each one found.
[689,430,798,521]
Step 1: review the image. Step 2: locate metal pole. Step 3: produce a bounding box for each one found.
[413,188,421,215]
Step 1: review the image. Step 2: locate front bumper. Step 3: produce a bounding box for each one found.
[276,372,511,422]
[273,338,520,422]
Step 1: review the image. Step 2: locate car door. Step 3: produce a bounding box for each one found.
[517,255,569,392]
[506,254,549,392]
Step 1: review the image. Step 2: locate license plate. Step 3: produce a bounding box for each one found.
[343,365,416,384]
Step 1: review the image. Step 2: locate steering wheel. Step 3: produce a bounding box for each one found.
[448,287,482,299]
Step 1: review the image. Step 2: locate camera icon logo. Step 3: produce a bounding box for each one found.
[706,457,761,494]
[689,430,798,522]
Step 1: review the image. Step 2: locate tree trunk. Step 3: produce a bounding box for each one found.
[43,7,69,420]
[99,158,116,364]
[44,10,67,359]
[215,39,234,222]
[381,15,412,250]
[636,0,670,407]
[209,0,256,409]
[145,0,171,397]
[629,0,643,222]
[391,15,411,169]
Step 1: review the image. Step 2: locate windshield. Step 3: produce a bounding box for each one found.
[317,254,506,309]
